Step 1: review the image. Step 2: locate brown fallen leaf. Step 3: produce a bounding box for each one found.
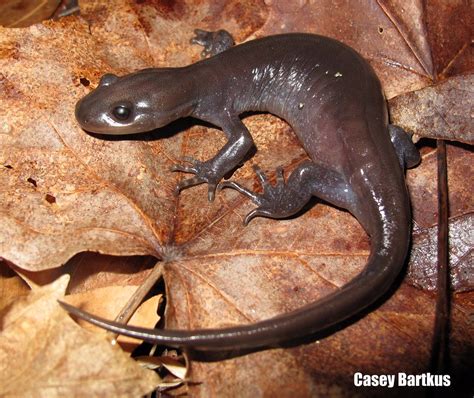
[0,0,472,396]
[408,214,474,292]
[64,285,161,348]
[0,15,167,271]
[12,252,155,290]
[0,0,61,28]
[389,75,474,144]
[251,0,434,98]
[407,144,473,228]
[0,261,30,311]
[406,144,473,292]
[0,275,160,397]
[137,353,187,388]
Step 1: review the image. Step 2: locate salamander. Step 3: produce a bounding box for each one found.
[64,30,420,351]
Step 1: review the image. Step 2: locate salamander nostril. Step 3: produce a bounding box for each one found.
[75,103,90,128]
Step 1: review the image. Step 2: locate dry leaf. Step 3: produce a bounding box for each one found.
[0,275,160,397]
[137,354,187,387]
[389,75,474,144]
[0,0,472,396]
[408,214,474,292]
[12,252,155,290]
[0,16,166,270]
[64,285,161,348]
[406,144,473,292]
[0,0,61,28]
[0,261,30,311]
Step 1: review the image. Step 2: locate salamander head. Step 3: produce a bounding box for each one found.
[75,70,195,135]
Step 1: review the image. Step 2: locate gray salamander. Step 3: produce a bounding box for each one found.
[65,31,420,351]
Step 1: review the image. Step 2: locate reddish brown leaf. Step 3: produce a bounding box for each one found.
[252,0,434,98]
[0,17,170,270]
[405,144,473,292]
[0,0,472,396]
[408,213,473,292]
[407,144,473,227]
[0,0,61,28]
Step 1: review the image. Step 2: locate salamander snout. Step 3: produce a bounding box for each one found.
[74,97,91,130]
[74,90,142,135]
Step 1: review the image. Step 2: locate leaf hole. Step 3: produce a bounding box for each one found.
[3,164,13,169]
[45,194,56,204]
[27,177,37,187]
[378,26,384,34]
[79,77,90,87]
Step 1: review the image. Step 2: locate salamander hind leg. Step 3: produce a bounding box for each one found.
[220,161,357,224]
[191,29,235,58]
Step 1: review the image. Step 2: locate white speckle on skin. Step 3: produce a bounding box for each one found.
[252,65,276,83]
[361,164,393,256]
[335,72,343,77]
[372,193,391,255]
[136,100,148,109]
[288,66,303,92]
[298,103,304,109]
[268,66,275,78]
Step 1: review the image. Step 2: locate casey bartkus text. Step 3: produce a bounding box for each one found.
[354,372,451,388]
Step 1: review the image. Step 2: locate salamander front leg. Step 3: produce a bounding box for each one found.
[171,157,223,201]
[172,116,254,202]
[220,161,357,224]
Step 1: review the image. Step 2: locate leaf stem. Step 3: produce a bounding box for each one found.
[107,260,164,341]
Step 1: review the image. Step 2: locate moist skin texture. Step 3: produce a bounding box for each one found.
[68,31,420,351]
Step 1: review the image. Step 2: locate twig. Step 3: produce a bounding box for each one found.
[430,139,450,374]
[107,260,164,341]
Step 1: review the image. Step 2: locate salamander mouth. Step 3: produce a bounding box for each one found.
[75,117,149,135]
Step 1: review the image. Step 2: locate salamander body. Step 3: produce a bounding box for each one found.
[68,31,420,351]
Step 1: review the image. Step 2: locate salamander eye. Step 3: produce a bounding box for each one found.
[112,105,131,121]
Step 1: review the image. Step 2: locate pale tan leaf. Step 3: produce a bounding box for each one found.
[0,261,30,311]
[0,0,472,396]
[0,275,160,397]
[138,355,187,380]
[64,286,161,348]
